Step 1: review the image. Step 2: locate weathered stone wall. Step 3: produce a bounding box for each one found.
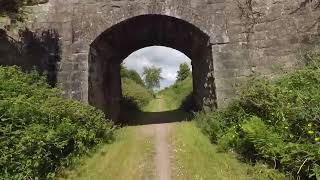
[0,27,60,86]
[40,0,227,105]
[1,0,319,114]
[214,0,320,107]
[88,14,215,119]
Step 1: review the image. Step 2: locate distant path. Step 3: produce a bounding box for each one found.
[154,98,172,180]
[139,97,172,180]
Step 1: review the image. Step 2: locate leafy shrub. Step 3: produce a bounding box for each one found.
[195,112,224,143]
[121,78,153,110]
[0,66,114,179]
[197,68,320,179]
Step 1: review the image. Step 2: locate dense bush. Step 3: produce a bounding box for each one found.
[121,78,153,110]
[197,68,320,179]
[0,66,114,179]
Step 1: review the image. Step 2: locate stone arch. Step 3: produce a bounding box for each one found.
[73,2,214,45]
[88,14,216,121]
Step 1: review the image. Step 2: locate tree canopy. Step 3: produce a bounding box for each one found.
[120,65,145,87]
[176,63,191,82]
[143,66,163,91]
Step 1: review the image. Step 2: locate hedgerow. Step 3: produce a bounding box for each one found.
[0,66,114,179]
[197,68,320,179]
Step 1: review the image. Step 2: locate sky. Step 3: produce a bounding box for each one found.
[123,46,192,89]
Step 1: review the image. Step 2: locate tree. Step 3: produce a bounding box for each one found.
[176,63,191,82]
[120,65,145,86]
[143,66,163,90]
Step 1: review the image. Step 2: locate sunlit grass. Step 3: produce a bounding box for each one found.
[142,97,161,112]
[170,122,286,180]
[159,76,193,110]
[143,95,175,112]
[60,127,155,180]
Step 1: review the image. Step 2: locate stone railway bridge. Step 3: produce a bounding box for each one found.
[0,0,319,120]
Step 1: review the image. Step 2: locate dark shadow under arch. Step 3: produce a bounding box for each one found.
[89,14,216,121]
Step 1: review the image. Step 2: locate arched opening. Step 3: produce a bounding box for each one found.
[120,46,193,125]
[88,14,216,121]
[123,46,192,90]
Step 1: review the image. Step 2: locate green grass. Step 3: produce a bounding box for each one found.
[159,76,193,110]
[122,78,154,110]
[170,122,286,180]
[142,97,161,112]
[60,127,155,180]
[143,95,172,112]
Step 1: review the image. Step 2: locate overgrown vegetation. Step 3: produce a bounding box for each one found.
[160,75,193,110]
[176,63,191,82]
[121,66,154,111]
[0,66,114,179]
[121,78,154,110]
[143,66,163,91]
[61,126,155,180]
[171,122,286,180]
[197,49,320,178]
[121,65,145,87]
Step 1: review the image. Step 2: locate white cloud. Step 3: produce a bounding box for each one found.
[123,46,191,89]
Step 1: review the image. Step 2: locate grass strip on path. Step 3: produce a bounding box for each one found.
[170,122,286,180]
[60,126,155,180]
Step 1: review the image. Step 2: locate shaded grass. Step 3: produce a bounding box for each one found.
[124,95,191,125]
[170,122,286,180]
[60,127,155,180]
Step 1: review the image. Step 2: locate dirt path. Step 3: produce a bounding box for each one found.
[64,96,272,180]
[139,97,172,180]
[154,123,172,180]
